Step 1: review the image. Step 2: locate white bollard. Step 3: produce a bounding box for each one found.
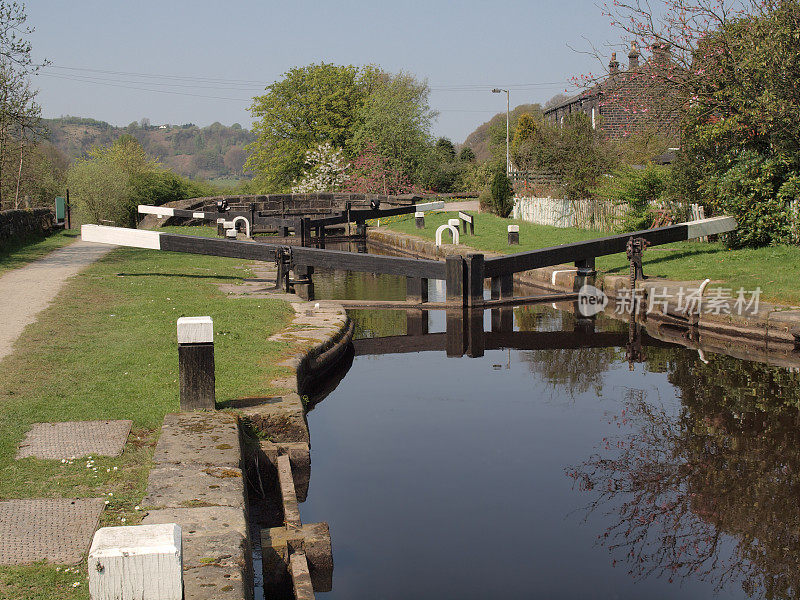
[448,218,460,233]
[415,211,425,229]
[508,224,520,245]
[89,524,182,600]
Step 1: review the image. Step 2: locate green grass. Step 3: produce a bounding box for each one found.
[0,242,293,599]
[0,231,80,276]
[388,211,800,305]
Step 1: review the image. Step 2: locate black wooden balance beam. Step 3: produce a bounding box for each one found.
[81,225,446,279]
[482,216,736,277]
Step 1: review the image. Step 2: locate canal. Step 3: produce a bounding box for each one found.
[294,267,800,599]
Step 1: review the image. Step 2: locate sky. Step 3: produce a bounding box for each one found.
[27,0,622,143]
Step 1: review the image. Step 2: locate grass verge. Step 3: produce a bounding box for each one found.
[0,240,293,599]
[387,212,800,305]
[0,231,80,276]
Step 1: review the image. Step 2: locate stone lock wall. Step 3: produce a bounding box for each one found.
[0,208,57,251]
[196,193,419,216]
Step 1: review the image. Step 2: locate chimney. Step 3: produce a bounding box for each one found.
[650,42,671,66]
[628,41,640,69]
[609,52,619,75]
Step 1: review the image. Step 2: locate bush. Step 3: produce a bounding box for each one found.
[489,167,514,217]
[705,151,797,248]
[596,164,669,232]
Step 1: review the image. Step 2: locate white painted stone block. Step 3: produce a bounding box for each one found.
[226,228,238,238]
[414,201,445,211]
[177,316,213,344]
[448,218,460,228]
[508,224,520,233]
[138,205,175,217]
[88,524,182,600]
[81,225,162,250]
[414,212,424,218]
[686,215,736,239]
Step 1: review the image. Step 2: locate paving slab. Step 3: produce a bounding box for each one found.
[143,506,250,600]
[0,498,105,564]
[16,420,132,460]
[152,412,240,468]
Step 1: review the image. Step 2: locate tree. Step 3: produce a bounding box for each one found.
[291,142,349,193]
[246,63,436,192]
[510,113,543,171]
[0,2,45,209]
[68,136,199,227]
[223,145,246,175]
[246,63,365,192]
[350,69,436,181]
[488,164,514,217]
[459,146,475,162]
[589,0,800,246]
[343,141,420,195]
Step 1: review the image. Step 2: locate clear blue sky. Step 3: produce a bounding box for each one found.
[28,0,621,143]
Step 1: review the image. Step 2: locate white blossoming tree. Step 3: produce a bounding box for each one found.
[291,142,349,193]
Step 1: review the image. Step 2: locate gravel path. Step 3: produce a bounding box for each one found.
[441,200,480,212]
[0,240,113,361]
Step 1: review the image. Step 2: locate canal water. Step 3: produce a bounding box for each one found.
[296,267,800,599]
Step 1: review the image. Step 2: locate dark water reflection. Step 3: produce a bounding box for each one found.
[297,269,800,600]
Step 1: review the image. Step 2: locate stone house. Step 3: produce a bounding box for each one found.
[543,42,681,140]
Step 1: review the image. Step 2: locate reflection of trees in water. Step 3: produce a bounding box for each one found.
[514,305,622,396]
[348,309,407,339]
[314,269,406,302]
[520,346,620,396]
[568,354,800,599]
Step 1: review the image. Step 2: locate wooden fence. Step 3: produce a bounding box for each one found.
[512,197,627,231]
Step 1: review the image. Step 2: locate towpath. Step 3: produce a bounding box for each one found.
[441,200,480,212]
[0,240,113,361]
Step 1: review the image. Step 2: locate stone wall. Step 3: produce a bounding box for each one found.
[0,208,56,251]
[195,193,419,216]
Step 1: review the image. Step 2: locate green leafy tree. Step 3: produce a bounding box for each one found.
[459,146,475,162]
[69,136,206,226]
[350,69,435,180]
[247,63,436,192]
[596,164,668,232]
[246,63,364,191]
[510,113,543,171]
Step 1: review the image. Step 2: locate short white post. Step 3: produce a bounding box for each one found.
[88,524,182,600]
[508,224,519,245]
[177,316,215,410]
[415,211,425,229]
[448,218,460,234]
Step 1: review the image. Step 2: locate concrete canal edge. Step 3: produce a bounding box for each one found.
[367,227,800,353]
[138,268,352,599]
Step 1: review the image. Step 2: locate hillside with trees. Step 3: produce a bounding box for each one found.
[462,103,544,163]
[43,117,254,182]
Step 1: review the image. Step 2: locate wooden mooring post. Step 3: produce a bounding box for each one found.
[446,254,484,307]
[177,316,215,410]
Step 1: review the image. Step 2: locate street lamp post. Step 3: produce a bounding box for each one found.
[492,88,510,177]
